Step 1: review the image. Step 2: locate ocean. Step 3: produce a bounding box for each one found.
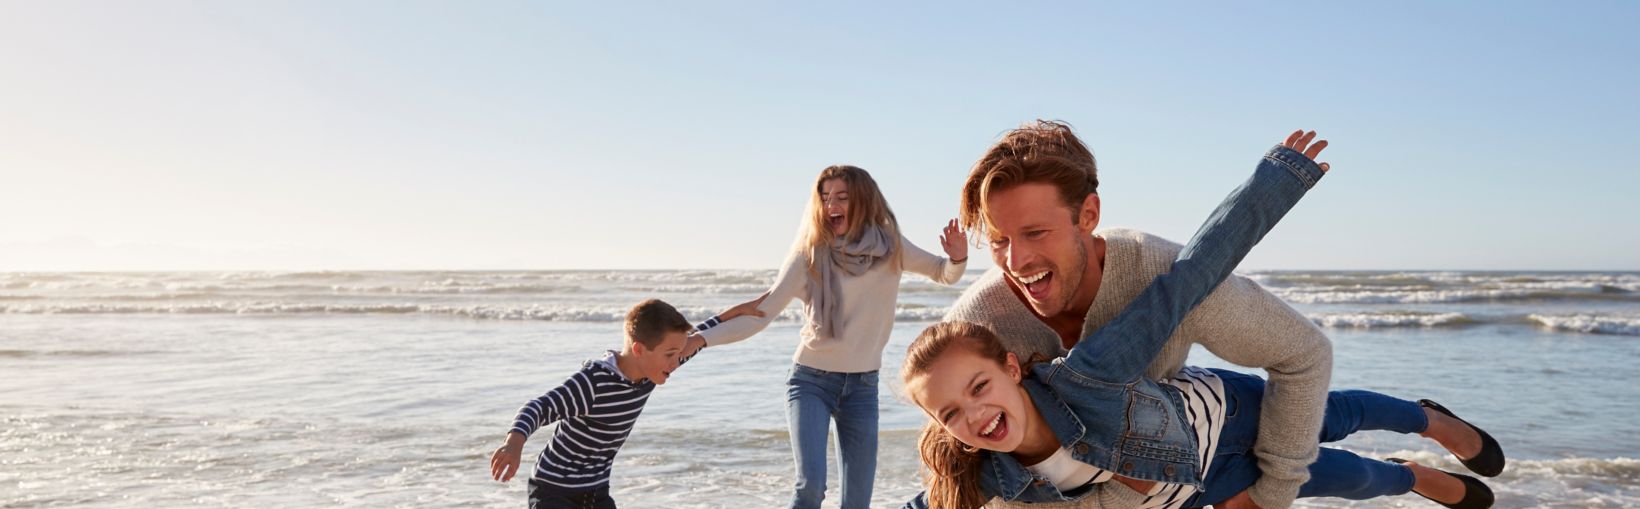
[3,269,1638,508]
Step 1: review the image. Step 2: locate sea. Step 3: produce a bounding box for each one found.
[3,269,1638,508]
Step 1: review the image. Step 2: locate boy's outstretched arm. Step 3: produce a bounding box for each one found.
[490,373,596,482]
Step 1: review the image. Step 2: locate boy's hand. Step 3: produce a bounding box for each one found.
[720,291,771,321]
[490,432,527,482]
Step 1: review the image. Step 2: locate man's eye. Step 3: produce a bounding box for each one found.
[989,239,1008,249]
[1027,230,1048,239]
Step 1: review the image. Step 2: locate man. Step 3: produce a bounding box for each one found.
[945,122,1333,509]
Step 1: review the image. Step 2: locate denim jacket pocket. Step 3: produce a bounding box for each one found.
[1123,391,1170,440]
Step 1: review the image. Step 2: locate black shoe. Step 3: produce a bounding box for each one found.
[1420,399,1506,477]
[1387,458,1495,509]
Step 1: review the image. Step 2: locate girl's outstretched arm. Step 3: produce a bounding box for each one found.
[1065,133,1331,383]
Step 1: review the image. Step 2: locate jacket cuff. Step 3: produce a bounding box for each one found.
[1248,476,1303,509]
[1263,145,1326,190]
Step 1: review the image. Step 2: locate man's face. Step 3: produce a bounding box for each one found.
[983,183,1098,318]
[906,346,1032,454]
[634,331,687,385]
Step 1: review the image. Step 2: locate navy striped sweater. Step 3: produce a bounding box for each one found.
[508,317,721,490]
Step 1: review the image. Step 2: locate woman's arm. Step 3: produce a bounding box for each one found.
[694,251,808,347]
[1065,134,1330,383]
[900,219,969,285]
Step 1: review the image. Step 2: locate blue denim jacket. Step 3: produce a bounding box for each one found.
[904,146,1326,508]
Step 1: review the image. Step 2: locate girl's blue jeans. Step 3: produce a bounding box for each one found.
[786,363,879,509]
[1190,368,1428,507]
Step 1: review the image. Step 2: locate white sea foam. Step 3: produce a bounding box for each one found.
[1528,314,1640,336]
[1307,312,1473,328]
[0,302,950,322]
[1273,288,1551,304]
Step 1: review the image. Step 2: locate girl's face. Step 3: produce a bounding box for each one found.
[906,345,1034,454]
[819,178,850,236]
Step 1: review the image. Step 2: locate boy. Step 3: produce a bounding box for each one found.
[488,297,762,508]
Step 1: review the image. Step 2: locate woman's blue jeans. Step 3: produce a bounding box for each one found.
[1191,369,1429,507]
[786,364,879,509]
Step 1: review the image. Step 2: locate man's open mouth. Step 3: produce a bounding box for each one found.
[1013,270,1052,301]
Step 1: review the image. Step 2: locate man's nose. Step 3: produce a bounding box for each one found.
[1006,244,1032,272]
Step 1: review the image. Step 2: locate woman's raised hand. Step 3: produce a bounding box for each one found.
[939,219,969,263]
[1283,130,1332,172]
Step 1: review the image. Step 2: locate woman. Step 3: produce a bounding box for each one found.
[899,135,1502,509]
[692,165,969,509]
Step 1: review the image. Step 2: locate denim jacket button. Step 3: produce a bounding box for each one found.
[1033,479,1046,487]
[1122,461,1134,472]
[1073,443,1090,455]
[1164,465,1177,476]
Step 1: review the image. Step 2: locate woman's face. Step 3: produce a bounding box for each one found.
[906,345,1034,454]
[819,178,850,236]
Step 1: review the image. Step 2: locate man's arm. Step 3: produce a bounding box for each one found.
[1182,275,1332,509]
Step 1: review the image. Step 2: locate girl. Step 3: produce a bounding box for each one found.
[900,137,1502,509]
[693,165,969,509]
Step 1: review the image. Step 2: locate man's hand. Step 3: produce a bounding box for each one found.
[1214,489,1264,509]
[939,218,968,262]
[490,432,527,482]
[1283,130,1331,172]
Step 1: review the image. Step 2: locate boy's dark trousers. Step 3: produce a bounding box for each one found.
[528,479,616,509]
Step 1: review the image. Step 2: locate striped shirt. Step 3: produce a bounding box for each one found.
[508,319,717,490]
[1024,366,1227,509]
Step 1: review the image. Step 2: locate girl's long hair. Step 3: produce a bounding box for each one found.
[793,165,901,271]
[903,321,1013,509]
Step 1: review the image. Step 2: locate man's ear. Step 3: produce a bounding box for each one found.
[1005,352,1023,382]
[1076,193,1101,234]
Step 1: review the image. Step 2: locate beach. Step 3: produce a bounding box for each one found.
[4,269,1639,507]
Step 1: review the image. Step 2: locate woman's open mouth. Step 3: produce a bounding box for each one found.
[828,214,845,231]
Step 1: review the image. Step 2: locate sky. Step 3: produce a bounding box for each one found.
[2,1,1636,271]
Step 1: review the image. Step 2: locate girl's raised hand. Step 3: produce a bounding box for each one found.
[1283,130,1332,172]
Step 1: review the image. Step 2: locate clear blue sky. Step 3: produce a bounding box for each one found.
[2,1,1636,271]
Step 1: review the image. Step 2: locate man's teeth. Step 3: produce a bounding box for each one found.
[1016,271,1048,285]
[980,414,1002,437]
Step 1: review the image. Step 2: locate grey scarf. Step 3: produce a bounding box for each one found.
[806,225,895,341]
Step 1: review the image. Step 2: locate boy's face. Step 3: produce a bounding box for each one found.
[634,330,688,385]
[905,345,1034,454]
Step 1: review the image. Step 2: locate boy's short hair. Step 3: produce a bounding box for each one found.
[625,299,692,348]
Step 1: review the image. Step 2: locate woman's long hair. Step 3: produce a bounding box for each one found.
[793,165,901,272]
[903,321,1013,509]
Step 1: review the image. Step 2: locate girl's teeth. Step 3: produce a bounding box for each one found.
[980,414,1002,436]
